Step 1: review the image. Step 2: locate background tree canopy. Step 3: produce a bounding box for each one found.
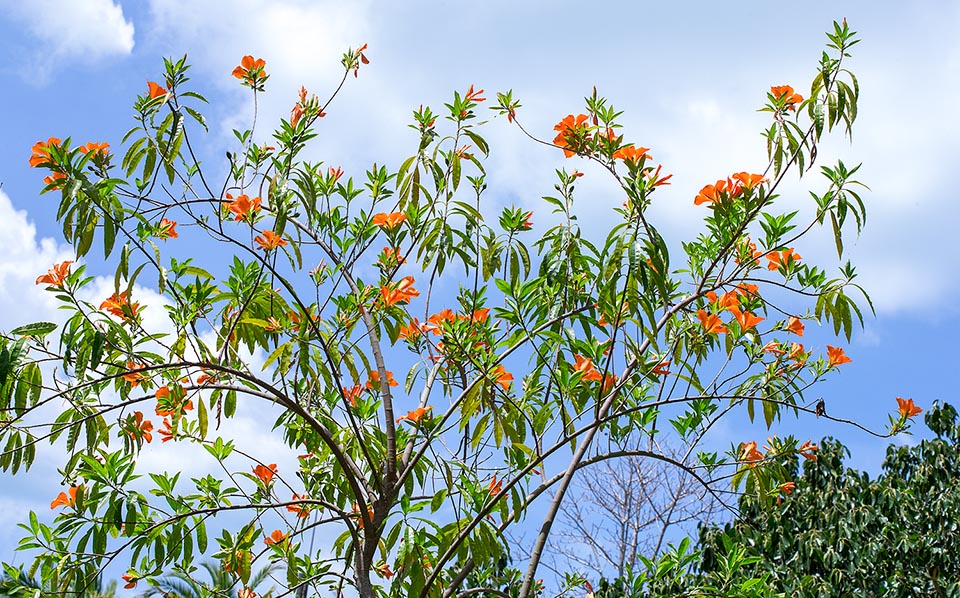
[696,401,960,596]
[590,402,960,597]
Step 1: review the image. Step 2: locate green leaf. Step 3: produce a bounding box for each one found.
[10,322,58,338]
[431,488,448,513]
[224,389,237,418]
[763,398,777,429]
[451,153,461,192]
[196,519,208,553]
[198,398,209,439]
[830,210,843,258]
[103,213,117,258]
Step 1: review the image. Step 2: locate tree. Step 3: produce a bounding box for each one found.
[695,401,960,596]
[0,20,895,598]
[544,441,718,580]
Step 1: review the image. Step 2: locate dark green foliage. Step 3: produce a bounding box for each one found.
[0,567,116,598]
[697,402,960,596]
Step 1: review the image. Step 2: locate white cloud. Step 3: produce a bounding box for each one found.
[131,1,960,322]
[146,0,376,141]
[0,0,134,77]
[0,189,73,328]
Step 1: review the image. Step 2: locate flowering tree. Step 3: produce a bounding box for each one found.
[0,21,914,598]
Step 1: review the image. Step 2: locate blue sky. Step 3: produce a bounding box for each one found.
[1,0,957,593]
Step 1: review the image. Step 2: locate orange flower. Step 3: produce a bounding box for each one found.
[255,230,288,251]
[826,345,851,367]
[264,529,287,546]
[694,178,742,206]
[342,384,364,407]
[290,102,306,129]
[263,316,283,332]
[288,308,319,330]
[471,308,490,323]
[375,563,394,579]
[786,316,805,336]
[396,406,432,425]
[380,246,407,266]
[131,411,153,443]
[770,85,803,110]
[552,114,590,158]
[696,310,727,335]
[600,373,617,394]
[739,441,764,464]
[798,440,818,461]
[122,362,146,387]
[707,290,740,312]
[372,212,407,230]
[729,307,764,330]
[779,481,796,494]
[328,166,344,184]
[78,141,110,156]
[646,163,673,187]
[352,43,370,77]
[43,171,68,187]
[766,248,802,271]
[224,193,262,221]
[380,275,420,307]
[366,370,398,390]
[155,385,193,417]
[147,81,169,100]
[156,218,178,240]
[612,145,652,165]
[488,474,503,496]
[788,342,806,362]
[762,341,787,356]
[157,418,174,443]
[521,211,533,230]
[465,84,486,103]
[731,172,767,191]
[253,463,277,485]
[286,493,311,518]
[896,397,922,419]
[196,372,216,386]
[50,486,80,509]
[425,308,458,334]
[100,291,142,320]
[29,137,62,167]
[650,361,671,376]
[573,355,602,382]
[36,260,72,287]
[238,588,256,598]
[398,319,422,340]
[736,282,760,297]
[232,55,267,85]
[693,182,721,206]
[736,241,764,266]
[121,574,138,590]
[492,365,514,390]
[351,502,376,528]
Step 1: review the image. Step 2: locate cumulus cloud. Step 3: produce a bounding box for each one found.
[0,189,73,328]
[145,0,378,143]
[0,0,134,78]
